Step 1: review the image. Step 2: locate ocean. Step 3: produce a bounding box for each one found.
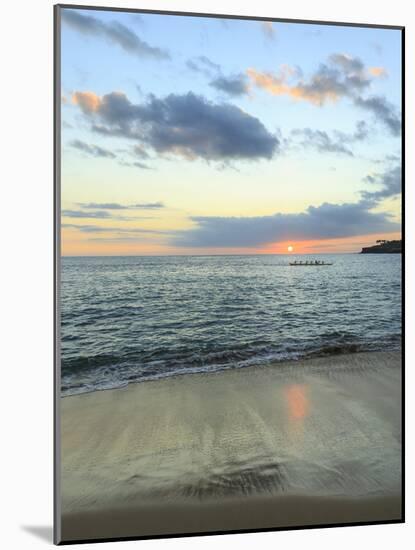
[60,254,401,396]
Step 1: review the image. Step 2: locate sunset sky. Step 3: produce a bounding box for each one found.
[60,7,402,256]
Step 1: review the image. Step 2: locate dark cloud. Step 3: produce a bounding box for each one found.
[172,200,399,248]
[171,163,401,248]
[210,74,249,97]
[61,9,169,59]
[361,165,401,204]
[353,95,401,136]
[73,90,279,161]
[78,202,165,210]
[70,139,116,159]
[170,161,401,249]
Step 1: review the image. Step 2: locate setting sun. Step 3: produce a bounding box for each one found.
[287,245,294,252]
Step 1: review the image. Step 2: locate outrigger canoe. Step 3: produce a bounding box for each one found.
[289,261,333,266]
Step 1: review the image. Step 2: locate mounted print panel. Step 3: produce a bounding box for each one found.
[54,4,403,544]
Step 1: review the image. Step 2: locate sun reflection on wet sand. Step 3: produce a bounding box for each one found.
[285,384,309,420]
[284,384,310,442]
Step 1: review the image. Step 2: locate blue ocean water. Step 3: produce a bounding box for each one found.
[60,254,401,395]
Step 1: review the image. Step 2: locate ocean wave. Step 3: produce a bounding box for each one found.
[61,255,402,397]
[61,334,401,396]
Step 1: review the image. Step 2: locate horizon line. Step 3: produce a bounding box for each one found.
[61,252,361,258]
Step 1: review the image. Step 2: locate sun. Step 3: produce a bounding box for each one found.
[287,245,294,252]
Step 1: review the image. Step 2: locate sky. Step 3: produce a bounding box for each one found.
[60,7,402,256]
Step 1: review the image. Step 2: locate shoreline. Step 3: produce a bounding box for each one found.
[61,347,402,397]
[60,351,402,541]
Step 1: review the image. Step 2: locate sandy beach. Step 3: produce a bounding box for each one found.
[60,351,402,541]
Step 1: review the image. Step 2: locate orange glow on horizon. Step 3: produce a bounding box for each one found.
[262,232,401,255]
[61,229,402,256]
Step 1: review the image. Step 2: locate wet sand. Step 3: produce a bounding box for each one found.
[59,351,402,542]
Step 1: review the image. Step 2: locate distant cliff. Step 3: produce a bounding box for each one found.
[360,240,402,254]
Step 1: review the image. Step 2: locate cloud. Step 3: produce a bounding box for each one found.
[369,67,388,78]
[78,202,128,210]
[61,209,154,221]
[62,210,113,219]
[72,91,101,114]
[342,120,370,142]
[353,95,401,136]
[186,55,220,77]
[187,56,250,98]
[70,139,116,158]
[120,145,152,168]
[172,200,399,248]
[86,236,160,242]
[119,160,152,170]
[209,74,250,97]
[170,162,401,249]
[62,223,164,234]
[78,202,165,210]
[290,120,369,157]
[385,153,401,163]
[130,202,165,209]
[132,161,151,170]
[329,53,365,75]
[291,128,354,157]
[247,54,370,106]
[361,165,401,204]
[260,21,276,40]
[61,9,169,59]
[73,90,279,161]
[133,144,149,159]
[246,53,400,135]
